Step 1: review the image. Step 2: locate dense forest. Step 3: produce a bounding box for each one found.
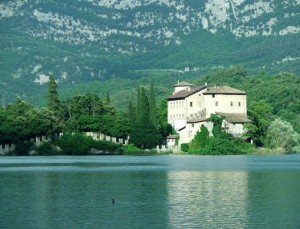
[0,67,299,155]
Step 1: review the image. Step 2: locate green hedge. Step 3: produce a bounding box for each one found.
[56,133,123,155]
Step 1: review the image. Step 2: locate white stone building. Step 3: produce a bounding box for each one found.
[167,81,250,145]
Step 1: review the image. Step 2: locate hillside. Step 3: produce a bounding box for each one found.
[0,0,299,104]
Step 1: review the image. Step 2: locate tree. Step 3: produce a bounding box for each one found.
[47,75,63,133]
[127,100,135,129]
[47,75,60,114]
[136,86,141,118]
[130,87,161,149]
[157,98,172,138]
[190,125,209,149]
[0,98,55,143]
[64,94,105,118]
[266,118,299,153]
[208,114,225,137]
[245,100,273,146]
[106,92,111,104]
[149,80,157,128]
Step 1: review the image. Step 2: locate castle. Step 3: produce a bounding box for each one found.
[167,81,250,146]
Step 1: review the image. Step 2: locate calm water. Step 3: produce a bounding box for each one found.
[0,155,300,229]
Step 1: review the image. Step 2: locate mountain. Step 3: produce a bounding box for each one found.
[0,0,299,105]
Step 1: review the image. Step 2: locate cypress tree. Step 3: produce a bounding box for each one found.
[47,75,63,134]
[48,75,60,113]
[136,86,141,118]
[149,80,157,128]
[127,100,135,128]
[106,92,111,103]
[130,87,161,149]
[139,87,149,122]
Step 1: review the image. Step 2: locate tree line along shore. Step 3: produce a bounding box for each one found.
[0,67,299,155]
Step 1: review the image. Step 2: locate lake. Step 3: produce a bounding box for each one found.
[0,155,300,229]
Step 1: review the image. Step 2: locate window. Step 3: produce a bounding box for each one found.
[230,101,233,106]
[190,102,193,107]
[238,102,241,107]
[212,94,215,98]
[215,101,218,106]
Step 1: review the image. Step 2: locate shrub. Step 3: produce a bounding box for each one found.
[181,143,189,152]
[56,133,94,155]
[124,144,146,154]
[232,138,254,154]
[92,140,124,154]
[124,144,158,155]
[36,142,59,155]
[56,133,124,155]
[205,137,239,155]
[11,142,34,156]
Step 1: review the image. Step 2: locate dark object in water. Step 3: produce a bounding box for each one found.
[112,198,115,205]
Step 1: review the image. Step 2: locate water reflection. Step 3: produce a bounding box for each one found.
[167,171,249,228]
[1,155,300,229]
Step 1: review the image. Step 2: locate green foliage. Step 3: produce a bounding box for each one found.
[207,114,226,138]
[232,138,255,154]
[48,75,64,131]
[190,125,209,149]
[246,100,273,146]
[124,144,145,155]
[194,66,248,86]
[0,98,56,144]
[48,75,60,113]
[266,118,300,153]
[56,133,123,155]
[194,67,300,133]
[205,137,239,155]
[1,0,300,108]
[92,140,124,154]
[157,98,173,138]
[11,142,34,156]
[181,143,189,152]
[129,86,162,149]
[63,94,115,119]
[57,133,94,155]
[149,80,158,128]
[36,142,59,156]
[124,144,158,155]
[1,64,300,154]
[188,115,253,155]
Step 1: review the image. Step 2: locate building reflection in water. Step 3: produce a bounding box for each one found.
[167,171,249,228]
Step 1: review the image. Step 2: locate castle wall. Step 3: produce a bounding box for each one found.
[204,94,247,118]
